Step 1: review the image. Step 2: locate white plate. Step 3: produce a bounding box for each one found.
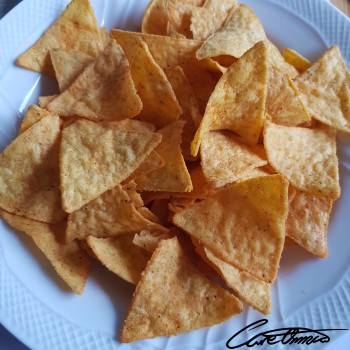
[0,0,350,349]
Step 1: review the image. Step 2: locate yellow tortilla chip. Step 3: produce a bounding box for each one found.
[87,235,150,285]
[48,40,142,121]
[294,45,350,133]
[196,4,266,60]
[264,121,340,200]
[120,237,243,342]
[141,0,169,36]
[50,49,94,91]
[60,119,162,213]
[38,95,57,109]
[190,0,237,41]
[283,48,311,73]
[200,131,268,188]
[65,184,168,243]
[266,67,310,126]
[0,115,66,223]
[19,104,54,133]
[113,35,181,127]
[17,0,103,75]
[135,120,193,192]
[173,174,288,283]
[133,229,175,253]
[286,187,332,258]
[0,209,90,295]
[192,41,268,155]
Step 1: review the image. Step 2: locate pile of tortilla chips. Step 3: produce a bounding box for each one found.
[0,0,348,343]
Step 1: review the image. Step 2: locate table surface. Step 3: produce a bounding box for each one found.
[0,0,349,350]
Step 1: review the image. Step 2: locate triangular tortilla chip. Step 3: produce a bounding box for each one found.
[294,45,350,133]
[135,120,193,192]
[120,237,242,342]
[114,35,181,127]
[87,235,150,285]
[17,0,103,75]
[0,115,66,223]
[266,67,310,126]
[201,131,268,188]
[133,229,175,253]
[264,121,340,200]
[0,209,90,294]
[50,49,94,91]
[141,0,169,36]
[39,95,57,109]
[190,0,237,41]
[283,48,311,73]
[196,4,266,60]
[47,40,142,121]
[19,104,54,133]
[59,119,162,213]
[192,41,268,155]
[65,184,167,242]
[173,174,288,283]
[286,187,332,258]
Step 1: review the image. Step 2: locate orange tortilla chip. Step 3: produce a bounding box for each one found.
[0,209,90,295]
[17,0,104,75]
[133,229,175,253]
[48,40,142,121]
[59,119,162,213]
[120,237,243,342]
[87,235,150,285]
[173,174,288,283]
[19,104,54,133]
[0,115,66,223]
[38,95,57,109]
[141,0,169,36]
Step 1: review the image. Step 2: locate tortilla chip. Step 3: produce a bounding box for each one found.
[283,48,311,73]
[201,131,268,188]
[135,120,193,192]
[195,242,271,314]
[169,197,196,214]
[114,35,181,127]
[50,49,94,91]
[294,45,350,133]
[266,67,310,126]
[0,115,66,223]
[192,41,268,155]
[17,0,103,75]
[286,187,332,258]
[190,0,237,41]
[19,105,54,133]
[264,121,340,200]
[173,174,288,283]
[60,119,162,213]
[47,40,142,121]
[122,181,144,209]
[234,167,270,182]
[141,0,169,36]
[138,207,162,224]
[87,235,150,285]
[0,209,90,295]
[39,95,57,109]
[133,229,175,253]
[196,4,266,60]
[65,184,168,243]
[120,237,243,342]
[165,66,202,160]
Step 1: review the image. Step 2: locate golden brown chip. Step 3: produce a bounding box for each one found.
[264,121,340,200]
[266,67,310,126]
[60,119,162,213]
[133,229,175,253]
[50,49,94,91]
[0,115,66,223]
[87,235,150,285]
[196,4,266,60]
[122,181,144,209]
[169,197,197,214]
[190,0,237,41]
[113,35,181,127]
[192,41,268,155]
[120,237,243,342]
[200,131,268,188]
[47,40,142,121]
[141,0,169,36]
[173,174,288,283]
[17,0,104,75]
[294,45,350,133]
[286,187,332,258]
[65,184,168,243]
[0,209,90,294]
[283,48,311,73]
[19,105,54,133]
[135,120,193,192]
[38,95,57,109]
